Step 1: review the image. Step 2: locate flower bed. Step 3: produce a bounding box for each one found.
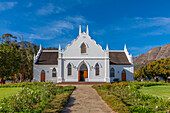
[93,82,170,112]
[0,83,75,112]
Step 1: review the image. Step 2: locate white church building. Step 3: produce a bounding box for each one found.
[33,26,134,83]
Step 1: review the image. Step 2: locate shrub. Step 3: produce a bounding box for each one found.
[92,85,130,113]
[113,78,119,82]
[93,82,170,112]
[0,83,75,112]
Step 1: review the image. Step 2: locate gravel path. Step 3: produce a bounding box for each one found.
[62,85,114,113]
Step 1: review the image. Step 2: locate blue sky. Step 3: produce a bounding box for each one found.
[0,0,170,56]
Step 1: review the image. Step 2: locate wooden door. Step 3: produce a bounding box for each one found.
[41,74,45,82]
[78,71,81,81]
[122,74,126,81]
[84,70,88,81]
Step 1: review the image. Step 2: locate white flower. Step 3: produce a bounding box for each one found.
[0,107,2,109]
[156,106,158,109]
[2,103,4,105]
[168,97,170,100]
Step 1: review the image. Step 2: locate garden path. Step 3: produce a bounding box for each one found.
[62,85,115,113]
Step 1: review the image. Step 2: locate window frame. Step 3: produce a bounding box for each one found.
[52,68,57,77]
[81,43,86,54]
[95,63,99,76]
[110,68,115,77]
[68,63,72,76]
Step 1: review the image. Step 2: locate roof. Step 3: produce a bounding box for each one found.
[109,51,131,65]
[35,52,58,65]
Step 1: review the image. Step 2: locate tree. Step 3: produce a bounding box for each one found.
[0,43,21,80]
[26,42,34,81]
[134,65,145,79]
[19,41,29,82]
[0,33,17,44]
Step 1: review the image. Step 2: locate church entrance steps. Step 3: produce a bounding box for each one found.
[57,82,106,85]
[62,85,115,113]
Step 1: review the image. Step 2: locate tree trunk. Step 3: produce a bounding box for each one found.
[13,74,18,83]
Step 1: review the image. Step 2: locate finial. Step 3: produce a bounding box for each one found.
[86,25,89,35]
[124,44,127,51]
[40,44,42,50]
[79,25,81,35]
[106,44,109,50]
[59,44,61,50]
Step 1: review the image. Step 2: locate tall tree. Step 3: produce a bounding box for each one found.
[26,42,34,81]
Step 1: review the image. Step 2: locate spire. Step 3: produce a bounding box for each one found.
[124,44,127,52]
[59,44,61,50]
[79,25,81,35]
[40,44,42,50]
[86,25,89,35]
[106,44,109,51]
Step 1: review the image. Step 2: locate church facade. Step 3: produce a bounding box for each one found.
[33,26,134,83]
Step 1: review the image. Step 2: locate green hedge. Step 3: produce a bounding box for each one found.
[0,82,53,88]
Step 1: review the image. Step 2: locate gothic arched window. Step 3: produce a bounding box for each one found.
[110,68,115,77]
[95,63,99,76]
[68,63,72,76]
[81,43,86,53]
[52,68,56,77]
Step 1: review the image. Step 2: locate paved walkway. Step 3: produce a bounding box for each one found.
[62,85,114,113]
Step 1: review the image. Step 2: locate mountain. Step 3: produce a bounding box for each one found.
[133,43,170,69]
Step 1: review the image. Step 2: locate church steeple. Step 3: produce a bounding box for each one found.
[106,44,109,51]
[86,25,89,35]
[79,25,81,35]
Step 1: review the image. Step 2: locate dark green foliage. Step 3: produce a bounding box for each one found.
[134,57,170,82]
[0,33,35,81]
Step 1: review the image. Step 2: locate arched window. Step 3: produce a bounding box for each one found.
[68,63,72,76]
[52,68,56,77]
[81,43,86,53]
[95,63,99,76]
[110,68,115,77]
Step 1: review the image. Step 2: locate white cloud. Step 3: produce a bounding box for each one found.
[0,2,18,11]
[56,7,65,13]
[37,3,54,15]
[27,2,32,7]
[65,16,87,24]
[133,17,170,28]
[27,15,88,40]
[129,45,160,56]
[92,29,105,35]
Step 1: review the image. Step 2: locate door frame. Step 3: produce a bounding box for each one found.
[78,70,88,82]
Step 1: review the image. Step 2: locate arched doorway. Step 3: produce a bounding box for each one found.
[78,63,88,82]
[122,70,126,81]
[41,70,45,82]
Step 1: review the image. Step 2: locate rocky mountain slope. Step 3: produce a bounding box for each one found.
[133,43,170,66]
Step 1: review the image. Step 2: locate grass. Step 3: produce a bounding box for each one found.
[92,85,130,113]
[139,85,170,99]
[0,88,22,100]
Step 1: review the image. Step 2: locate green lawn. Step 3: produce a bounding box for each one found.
[0,88,22,100]
[139,85,170,99]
